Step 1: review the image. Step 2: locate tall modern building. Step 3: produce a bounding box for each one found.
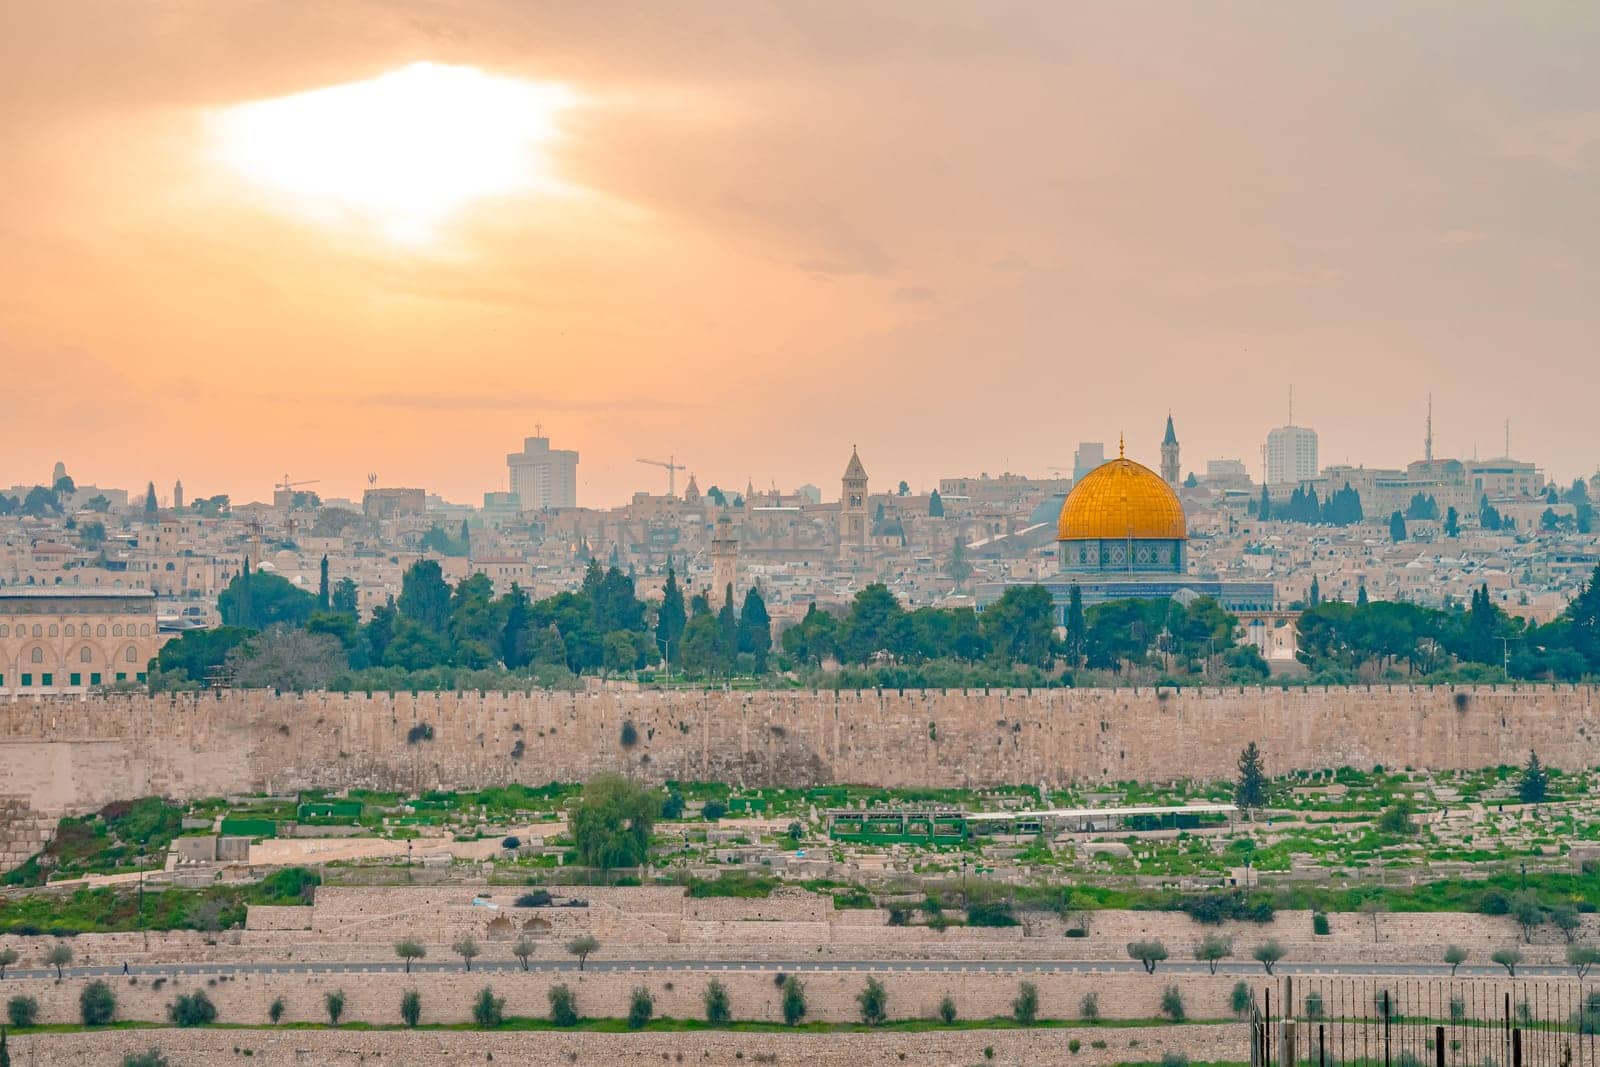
[1072,442,1106,483]
[1266,425,1319,485]
[506,434,579,510]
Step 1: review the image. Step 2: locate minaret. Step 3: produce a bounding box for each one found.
[839,446,869,558]
[1160,415,1180,485]
[710,513,739,596]
[173,479,185,512]
[1424,394,1434,464]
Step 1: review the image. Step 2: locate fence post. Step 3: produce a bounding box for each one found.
[1318,1023,1325,1067]
[1512,1027,1522,1067]
[1383,989,1392,1067]
[1435,1025,1445,1067]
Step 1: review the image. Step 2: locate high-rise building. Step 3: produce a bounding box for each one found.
[1160,415,1180,486]
[1266,425,1319,485]
[506,433,579,510]
[1072,442,1106,483]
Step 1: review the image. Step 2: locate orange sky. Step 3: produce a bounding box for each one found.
[3,2,1598,506]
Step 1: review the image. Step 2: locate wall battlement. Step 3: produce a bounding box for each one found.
[0,686,1595,817]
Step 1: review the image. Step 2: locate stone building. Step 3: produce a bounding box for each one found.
[0,588,159,695]
[838,448,869,558]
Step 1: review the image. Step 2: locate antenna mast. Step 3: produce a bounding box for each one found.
[1425,394,1433,464]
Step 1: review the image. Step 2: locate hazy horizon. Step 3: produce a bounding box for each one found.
[4,2,1598,506]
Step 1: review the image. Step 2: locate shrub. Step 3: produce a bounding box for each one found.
[401,989,421,1028]
[548,983,578,1027]
[7,994,39,1028]
[1161,1055,1190,1067]
[268,997,285,1024]
[168,990,217,1027]
[1450,995,1466,1025]
[938,995,957,1023]
[781,976,807,1026]
[516,890,553,907]
[1079,992,1099,1022]
[886,907,910,927]
[406,722,434,743]
[501,836,521,850]
[857,977,888,1026]
[471,986,505,1028]
[703,979,731,1024]
[122,1053,170,1067]
[620,720,639,748]
[965,900,1018,927]
[1160,985,1186,1022]
[1304,991,1324,1020]
[701,800,728,821]
[1012,981,1038,1026]
[628,986,654,1029]
[1230,981,1252,1017]
[80,980,116,1026]
[325,989,345,1026]
[1312,912,1330,935]
[0,948,16,979]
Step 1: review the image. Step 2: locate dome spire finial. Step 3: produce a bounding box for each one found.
[1119,433,1125,459]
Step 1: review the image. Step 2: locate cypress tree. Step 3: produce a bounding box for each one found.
[1519,751,1548,805]
[318,555,330,610]
[737,586,772,673]
[1235,742,1268,810]
[656,566,686,670]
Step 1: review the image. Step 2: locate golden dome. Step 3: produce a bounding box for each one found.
[1057,457,1187,541]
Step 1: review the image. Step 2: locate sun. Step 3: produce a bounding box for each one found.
[210,62,578,244]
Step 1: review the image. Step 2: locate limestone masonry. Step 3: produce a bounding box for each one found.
[1,686,1596,817]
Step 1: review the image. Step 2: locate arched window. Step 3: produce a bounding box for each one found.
[0,624,8,637]
[31,648,44,663]
[140,624,151,636]
[48,624,58,637]
[124,646,138,663]
[32,624,42,637]
[80,647,92,663]
[65,624,75,637]
[112,624,123,636]
[97,624,107,637]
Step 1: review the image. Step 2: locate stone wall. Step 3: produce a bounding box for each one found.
[1,686,1596,821]
[0,1022,1250,1067]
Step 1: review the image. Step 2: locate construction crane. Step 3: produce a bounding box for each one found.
[276,474,320,494]
[637,456,686,497]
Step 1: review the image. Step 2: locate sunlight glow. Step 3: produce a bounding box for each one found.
[211,63,577,244]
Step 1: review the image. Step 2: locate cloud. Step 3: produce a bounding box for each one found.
[891,285,937,304]
[280,390,699,414]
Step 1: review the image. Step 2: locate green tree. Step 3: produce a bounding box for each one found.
[400,989,421,1027]
[512,938,535,971]
[0,949,17,979]
[1235,742,1267,810]
[398,559,452,632]
[928,489,945,517]
[452,937,480,971]
[1252,940,1286,975]
[566,935,600,970]
[1389,510,1407,541]
[1063,585,1085,667]
[154,626,255,687]
[7,994,38,1028]
[1230,981,1252,1017]
[330,576,359,616]
[472,987,504,1028]
[717,585,739,674]
[980,584,1056,668]
[1257,486,1272,521]
[1160,985,1186,1022]
[781,976,808,1025]
[655,566,687,670]
[1194,934,1232,974]
[168,990,217,1026]
[317,555,330,610]
[737,586,773,673]
[324,989,345,1026]
[1444,506,1460,537]
[1444,944,1468,975]
[143,482,158,519]
[217,570,317,630]
[1012,981,1038,1025]
[1492,947,1522,976]
[1519,750,1549,804]
[856,977,888,1026]
[395,939,426,974]
[702,979,732,1024]
[44,944,72,980]
[944,537,971,588]
[79,980,116,1026]
[627,986,654,1029]
[570,774,659,874]
[548,984,578,1026]
[1568,944,1600,978]
[938,996,957,1023]
[1128,940,1169,974]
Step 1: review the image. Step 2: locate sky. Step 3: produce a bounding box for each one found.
[3,2,1598,507]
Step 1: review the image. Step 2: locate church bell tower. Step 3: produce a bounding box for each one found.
[1161,414,1181,486]
[839,446,869,557]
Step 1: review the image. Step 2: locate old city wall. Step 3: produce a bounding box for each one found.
[0,685,1596,816]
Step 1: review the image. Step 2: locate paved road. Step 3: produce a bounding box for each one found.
[4,959,1581,981]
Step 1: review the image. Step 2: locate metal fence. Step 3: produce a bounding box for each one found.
[1249,976,1600,1066]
